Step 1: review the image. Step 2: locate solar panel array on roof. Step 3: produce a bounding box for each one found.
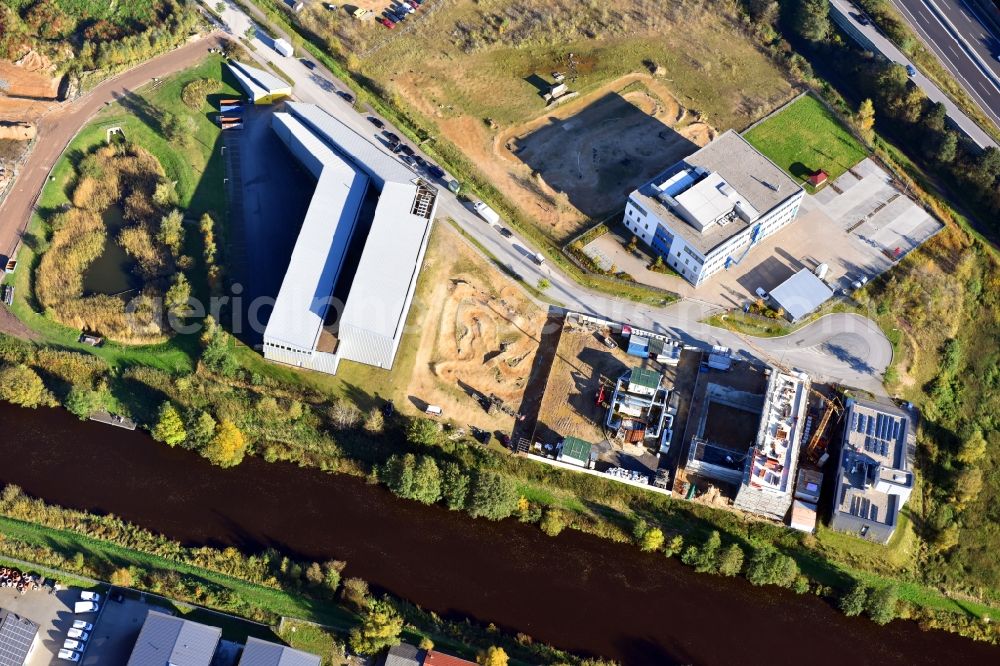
[0,611,38,666]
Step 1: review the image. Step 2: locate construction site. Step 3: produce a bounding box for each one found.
[529,313,695,484]
[526,311,845,527]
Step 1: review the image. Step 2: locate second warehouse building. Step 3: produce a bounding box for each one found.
[263,102,437,375]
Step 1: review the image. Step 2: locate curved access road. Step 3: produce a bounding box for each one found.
[0,34,223,260]
[3,0,895,396]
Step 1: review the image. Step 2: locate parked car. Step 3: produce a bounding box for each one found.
[905,64,917,76]
[73,602,99,614]
[398,144,415,156]
[71,621,93,631]
[80,591,101,602]
[337,90,355,103]
[406,0,420,9]
[381,11,396,24]
[63,639,84,651]
[413,155,426,167]
[67,629,90,641]
[857,14,870,25]
[368,116,385,128]
[390,8,407,21]
[427,164,445,178]
[399,1,416,13]
[57,650,80,662]
[383,131,400,143]
[301,58,316,69]
[754,286,768,299]
[499,227,513,238]
[379,15,394,27]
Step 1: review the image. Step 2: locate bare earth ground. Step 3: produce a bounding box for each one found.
[351,0,795,241]
[533,318,633,446]
[405,224,547,429]
[0,53,61,123]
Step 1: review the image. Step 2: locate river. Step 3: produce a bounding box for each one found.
[1,402,997,665]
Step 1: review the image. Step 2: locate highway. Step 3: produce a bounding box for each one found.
[829,0,997,148]
[0,0,895,396]
[889,0,1000,131]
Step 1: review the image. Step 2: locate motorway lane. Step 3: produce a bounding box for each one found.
[0,35,225,261]
[890,0,1000,130]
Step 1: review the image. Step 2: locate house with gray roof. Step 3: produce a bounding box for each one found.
[382,642,424,666]
[126,610,221,666]
[238,636,320,666]
[623,130,804,285]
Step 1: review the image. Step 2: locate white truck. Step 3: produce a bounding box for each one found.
[472,201,500,225]
[273,38,294,57]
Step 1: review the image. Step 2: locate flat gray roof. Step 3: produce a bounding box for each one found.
[238,637,321,666]
[126,610,221,666]
[226,60,291,99]
[285,101,416,188]
[835,399,912,524]
[265,111,370,351]
[338,180,434,341]
[769,268,834,321]
[630,130,801,257]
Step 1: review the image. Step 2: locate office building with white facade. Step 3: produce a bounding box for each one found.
[263,102,437,375]
[623,130,804,285]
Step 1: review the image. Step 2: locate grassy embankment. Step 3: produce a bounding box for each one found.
[3,55,238,371]
[744,93,868,192]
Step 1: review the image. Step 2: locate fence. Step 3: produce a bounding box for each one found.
[519,452,673,497]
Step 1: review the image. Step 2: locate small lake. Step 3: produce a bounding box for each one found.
[1,402,999,665]
[81,205,139,296]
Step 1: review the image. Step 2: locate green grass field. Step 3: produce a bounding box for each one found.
[744,94,867,190]
[4,55,238,370]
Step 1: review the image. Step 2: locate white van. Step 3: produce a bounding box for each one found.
[425,405,443,417]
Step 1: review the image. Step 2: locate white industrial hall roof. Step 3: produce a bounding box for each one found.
[226,60,291,99]
[339,181,434,342]
[769,268,834,321]
[284,101,415,187]
[264,111,370,351]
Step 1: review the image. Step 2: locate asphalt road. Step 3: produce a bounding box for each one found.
[0,0,895,396]
[0,35,225,261]
[890,0,1000,131]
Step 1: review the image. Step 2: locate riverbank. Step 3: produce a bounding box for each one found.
[1,401,999,665]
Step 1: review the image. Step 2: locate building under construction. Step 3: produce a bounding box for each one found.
[605,366,671,449]
[732,370,811,520]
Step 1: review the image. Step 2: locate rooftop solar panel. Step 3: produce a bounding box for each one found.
[0,611,39,666]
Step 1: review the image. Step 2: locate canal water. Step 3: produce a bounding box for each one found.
[1,402,998,665]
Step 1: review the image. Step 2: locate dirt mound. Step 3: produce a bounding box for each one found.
[0,122,36,141]
[0,53,61,123]
[13,50,52,73]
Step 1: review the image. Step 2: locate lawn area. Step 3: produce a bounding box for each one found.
[744,94,868,190]
[2,55,239,370]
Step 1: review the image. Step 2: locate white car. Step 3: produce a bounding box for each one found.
[72,620,93,631]
[67,628,89,641]
[63,639,84,651]
[80,591,101,602]
[755,286,769,299]
[57,650,80,662]
[73,601,99,614]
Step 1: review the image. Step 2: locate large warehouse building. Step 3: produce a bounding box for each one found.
[225,60,292,105]
[622,131,804,286]
[263,102,437,375]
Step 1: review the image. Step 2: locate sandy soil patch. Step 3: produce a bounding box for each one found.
[0,52,61,123]
[432,74,715,241]
[406,225,547,430]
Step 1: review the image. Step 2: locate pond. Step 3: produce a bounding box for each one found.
[81,204,140,296]
[1,401,998,665]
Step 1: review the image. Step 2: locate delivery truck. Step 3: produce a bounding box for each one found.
[273,38,294,57]
[472,201,500,225]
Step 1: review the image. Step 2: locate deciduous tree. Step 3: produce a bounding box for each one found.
[478,646,509,666]
[202,420,246,467]
[467,471,519,520]
[348,600,403,655]
[151,401,187,446]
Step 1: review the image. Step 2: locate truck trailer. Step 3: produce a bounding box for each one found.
[473,201,500,225]
[273,38,294,57]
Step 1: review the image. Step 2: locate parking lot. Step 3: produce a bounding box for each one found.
[0,582,101,665]
[696,158,942,309]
